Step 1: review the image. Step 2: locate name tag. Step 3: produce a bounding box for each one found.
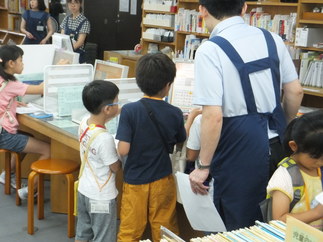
[90,199,110,214]
[37,25,44,31]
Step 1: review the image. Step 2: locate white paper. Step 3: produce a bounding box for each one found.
[119,0,129,12]
[175,172,227,232]
[130,0,137,15]
[16,103,43,114]
[315,192,323,205]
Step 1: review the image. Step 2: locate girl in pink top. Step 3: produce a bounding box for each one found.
[0,45,50,200]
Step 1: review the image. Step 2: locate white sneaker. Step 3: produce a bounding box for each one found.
[18,186,37,200]
[18,186,28,200]
[0,171,5,185]
[0,171,17,189]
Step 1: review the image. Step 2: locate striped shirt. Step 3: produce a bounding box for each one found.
[60,13,90,50]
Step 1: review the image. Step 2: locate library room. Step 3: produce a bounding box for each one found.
[0,0,323,241]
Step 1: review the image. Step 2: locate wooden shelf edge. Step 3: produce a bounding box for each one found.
[301,0,323,3]
[143,24,174,30]
[142,38,175,46]
[176,30,209,37]
[143,10,176,15]
[295,46,323,51]
[299,19,323,25]
[8,11,21,15]
[302,86,323,98]
[246,1,298,7]
[0,6,8,10]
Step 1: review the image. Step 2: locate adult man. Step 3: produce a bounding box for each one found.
[189,0,303,230]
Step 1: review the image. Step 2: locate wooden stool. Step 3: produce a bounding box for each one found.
[0,149,21,206]
[27,159,79,238]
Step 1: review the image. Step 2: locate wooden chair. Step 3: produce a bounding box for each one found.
[0,149,21,205]
[27,159,79,238]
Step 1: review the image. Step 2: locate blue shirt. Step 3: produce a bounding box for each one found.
[116,98,186,185]
[193,16,298,138]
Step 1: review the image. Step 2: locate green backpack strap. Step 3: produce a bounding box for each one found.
[279,157,305,211]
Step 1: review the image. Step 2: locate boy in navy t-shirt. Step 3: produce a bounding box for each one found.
[116,53,186,241]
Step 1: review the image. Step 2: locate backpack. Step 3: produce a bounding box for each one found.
[260,157,323,222]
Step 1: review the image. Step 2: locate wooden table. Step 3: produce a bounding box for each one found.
[14,114,203,240]
[17,114,80,214]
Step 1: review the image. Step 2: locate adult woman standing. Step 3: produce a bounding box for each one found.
[20,0,54,44]
[60,0,90,63]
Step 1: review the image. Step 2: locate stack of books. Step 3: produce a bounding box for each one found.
[190,220,286,242]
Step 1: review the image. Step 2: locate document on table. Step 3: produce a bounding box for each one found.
[175,172,227,232]
[16,103,43,114]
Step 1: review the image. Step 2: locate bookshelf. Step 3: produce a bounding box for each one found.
[0,0,25,32]
[296,0,323,108]
[140,0,323,108]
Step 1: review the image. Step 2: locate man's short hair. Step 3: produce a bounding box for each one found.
[136,53,176,96]
[82,80,119,114]
[199,0,245,20]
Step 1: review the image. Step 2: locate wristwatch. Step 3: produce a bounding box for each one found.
[197,159,210,169]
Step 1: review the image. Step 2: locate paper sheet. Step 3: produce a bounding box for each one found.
[175,172,227,232]
[16,103,43,114]
[130,0,137,15]
[119,0,129,12]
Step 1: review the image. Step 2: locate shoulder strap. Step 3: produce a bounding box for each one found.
[279,157,305,211]
[79,128,113,192]
[140,99,172,154]
[0,81,14,132]
[78,129,106,179]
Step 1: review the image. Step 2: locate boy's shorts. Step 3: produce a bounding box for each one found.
[0,129,29,152]
[76,192,117,242]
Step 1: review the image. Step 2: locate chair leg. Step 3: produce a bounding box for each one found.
[28,171,37,235]
[15,153,21,206]
[66,173,75,238]
[4,152,11,195]
[38,174,44,220]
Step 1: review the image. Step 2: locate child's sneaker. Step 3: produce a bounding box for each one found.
[18,186,28,200]
[18,186,37,200]
[0,171,17,189]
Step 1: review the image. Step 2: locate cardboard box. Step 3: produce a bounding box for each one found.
[295,27,323,47]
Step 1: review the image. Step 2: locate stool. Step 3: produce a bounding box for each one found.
[27,159,79,238]
[0,149,21,206]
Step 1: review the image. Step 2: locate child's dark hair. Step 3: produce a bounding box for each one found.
[135,53,176,96]
[32,0,47,11]
[0,45,24,81]
[283,110,323,158]
[82,80,119,115]
[67,0,83,12]
[199,0,245,20]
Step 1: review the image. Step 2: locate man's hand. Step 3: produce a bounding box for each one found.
[189,168,210,195]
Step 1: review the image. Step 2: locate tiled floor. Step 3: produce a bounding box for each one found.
[0,179,74,242]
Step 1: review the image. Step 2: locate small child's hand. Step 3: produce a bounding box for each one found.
[17,101,27,107]
[56,59,71,65]
[313,203,323,217]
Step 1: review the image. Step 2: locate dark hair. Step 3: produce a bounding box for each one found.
[135,53,176,96]
[0,45,24,81]
[82,80,119,115]
[67,0,83,12]
[283,110,323,159]
[31,0,47,11]
[199,0,245,20]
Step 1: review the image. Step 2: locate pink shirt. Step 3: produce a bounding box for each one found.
[0,76,28,134]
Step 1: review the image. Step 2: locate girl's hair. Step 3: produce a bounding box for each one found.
[31,0,47,11]
[283,110,323,158]
[0,45,24,81]
[67,0,83,12]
